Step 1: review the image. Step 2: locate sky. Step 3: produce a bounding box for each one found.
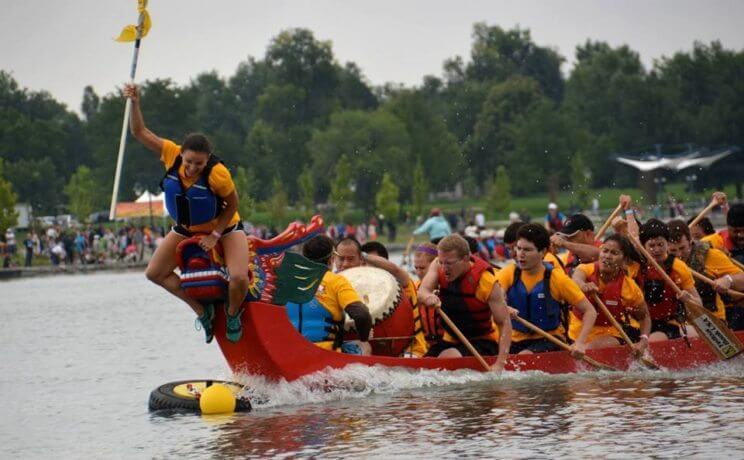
[2,0,743,113]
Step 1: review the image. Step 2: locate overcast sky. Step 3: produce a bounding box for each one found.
[3,0,743,113]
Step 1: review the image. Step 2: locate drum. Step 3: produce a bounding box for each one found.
[341,266,415,356]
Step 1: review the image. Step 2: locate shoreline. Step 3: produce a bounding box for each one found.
[0,261,149,280]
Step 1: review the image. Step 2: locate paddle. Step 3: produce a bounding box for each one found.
[688,194,725,230]
[628,235,743,360]
[511,316,618,371]
[109,2,150,220]
[595,204,623,242]
[591,294,659,369]
[689,269,744,301]
[434,305,491,371]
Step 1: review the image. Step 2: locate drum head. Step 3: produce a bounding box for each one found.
[341,266,401,330]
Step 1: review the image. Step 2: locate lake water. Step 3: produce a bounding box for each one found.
[2,271,744,458]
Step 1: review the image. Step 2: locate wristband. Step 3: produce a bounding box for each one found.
[725,274,734,285]
[639,334,649,341]
[361,251,369,261]
[211,230,222,239]
[624,209,635,216]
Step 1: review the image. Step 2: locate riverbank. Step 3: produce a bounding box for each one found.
[0,260,148,280]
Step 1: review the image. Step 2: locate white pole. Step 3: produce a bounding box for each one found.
[109,12,146,220]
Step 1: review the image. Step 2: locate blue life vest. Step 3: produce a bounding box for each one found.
[507,263,564,334]
[160,155,225,227]
[285,297,344,348]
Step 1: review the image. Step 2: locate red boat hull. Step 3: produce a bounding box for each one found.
[213,301,744,382]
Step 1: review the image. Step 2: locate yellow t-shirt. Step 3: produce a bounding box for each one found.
[701,247,743,318]
[315,271,363,350]
[496,263,587,342]
[403,279,428,357]
[543,252,566,273]
[569,263,645,342]
[701,233,725,250]
[441,267,500,344]
[161,139,240,233]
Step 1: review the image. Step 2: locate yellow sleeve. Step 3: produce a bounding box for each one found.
[404,279,418,305]
[334,275,362,310]
[543,253,565,273]
[705,248,743,277]
[494,264,515,292]
[475,269,498,303]
[549,268,587,305]
[672,258,695,290]
[621,275,645,310]
[207,163,236,199]
[576,262,594,278]
[701,233,724,250]
[160,139,181,170]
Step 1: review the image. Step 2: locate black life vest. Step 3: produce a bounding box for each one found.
[436,257,495,339]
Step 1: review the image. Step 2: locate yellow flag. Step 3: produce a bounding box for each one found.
[115,0,151,42]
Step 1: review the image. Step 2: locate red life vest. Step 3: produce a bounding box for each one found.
[437,257,494,339]
[634,255,681,322]
[573,263,627,327]
[415,281,445,342]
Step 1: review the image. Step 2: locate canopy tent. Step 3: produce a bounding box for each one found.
[114,191,168,219]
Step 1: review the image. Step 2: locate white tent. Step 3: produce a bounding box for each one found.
[135,191,165,203]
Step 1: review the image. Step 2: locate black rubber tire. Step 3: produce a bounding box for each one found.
[148,379,252,413]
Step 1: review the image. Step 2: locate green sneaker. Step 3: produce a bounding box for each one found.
[195,303,215,344]
[225,306,243,343]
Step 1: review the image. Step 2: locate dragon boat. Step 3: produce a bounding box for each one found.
[175,215,744,383]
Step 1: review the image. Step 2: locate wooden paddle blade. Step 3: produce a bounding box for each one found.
[685,302,744,360]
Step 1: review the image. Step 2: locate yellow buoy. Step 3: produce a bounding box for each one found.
[199,383,237,415]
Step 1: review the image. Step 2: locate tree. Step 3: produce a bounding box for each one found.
[268,176,288,226]
[233,166,256,220]
[487,165,511,214]
[375,173,400,224]
[569,153,591,210]
[64,165,100,221]
[297,166,315,218]
[329,155,353,221]
[0,160,18,232]
[411,159,428,218]
[5,157,62,214]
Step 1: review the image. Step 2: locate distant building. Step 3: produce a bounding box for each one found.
[13,203,32,229]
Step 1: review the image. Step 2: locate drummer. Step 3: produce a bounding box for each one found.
[336,237,428,357]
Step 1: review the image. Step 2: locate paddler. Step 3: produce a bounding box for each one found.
[418,234,512,371]
[549,213,600,275]
[335,237,428,357]
[123,84,250,343]
[288,235,373,354]
[702,200,744,265]
[495,224,597,355]
[634,219,702,340]
[412,242,443,347]
[571,234,652,353]
[667,219,744,326]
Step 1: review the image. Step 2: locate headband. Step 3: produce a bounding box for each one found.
[415,245,438,256]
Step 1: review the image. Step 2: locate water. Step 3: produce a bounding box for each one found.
[2,271,744,458]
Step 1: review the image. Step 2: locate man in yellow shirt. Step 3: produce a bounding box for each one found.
[286,235,372,353]
[496,224,597,355]
[418,234,513,371]
[667,219,744,325]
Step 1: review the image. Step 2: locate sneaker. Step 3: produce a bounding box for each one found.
[195,303,215,344]
[225,306,243,343]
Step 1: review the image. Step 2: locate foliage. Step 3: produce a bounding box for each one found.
[412,159,428,218]
[487,165,512,214]
[375,173,400,223]
[569,153,591,210]
[268,176,288,225]
[329,154,353,221]
[297,166,315,218]
[64,165,100,221]
[233,166,256,220]
[0,159,18,232]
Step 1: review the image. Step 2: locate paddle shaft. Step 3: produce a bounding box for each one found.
[511,316,617,371]
[689,269,744,300]
[689,200,719,230]
[435,306,491,371]
[595,204,623,242]
[109,11,147,220]
[591,294,659,369]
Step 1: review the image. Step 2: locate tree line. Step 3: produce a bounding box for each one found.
[1,23,743,227]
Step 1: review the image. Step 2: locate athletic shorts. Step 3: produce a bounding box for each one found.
[425,338,499,357]
[509,337,563,354]
[172,221,244,238]
[650,320,682,339]
[726,306,744,331]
